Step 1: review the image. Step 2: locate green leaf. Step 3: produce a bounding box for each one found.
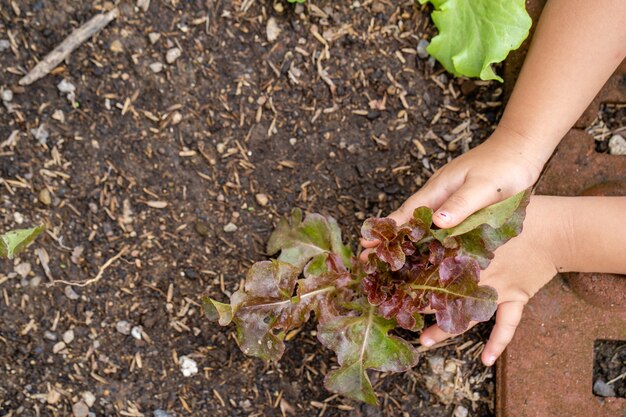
[433,189,531,240]
[318,302,419,405]
[267,208,352,270]
[202,297,233,326]
[419,0,532,81]
[0,225,45,259]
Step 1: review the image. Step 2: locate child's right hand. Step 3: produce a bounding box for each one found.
[389,127,548,230]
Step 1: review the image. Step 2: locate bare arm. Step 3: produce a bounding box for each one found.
[378,0,626,230]
[498,0,626,163]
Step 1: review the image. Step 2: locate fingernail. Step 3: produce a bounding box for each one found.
[422,337,435,347]
[485,355,496,366]
[436,211,449,220]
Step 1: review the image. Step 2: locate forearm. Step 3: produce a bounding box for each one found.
[535,196,626,274]
[497,0,626,162]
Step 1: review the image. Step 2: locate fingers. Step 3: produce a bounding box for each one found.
[481,301,524,366]
[388,174,461,225]
[358,247,373,262]
[360,238,378,248]
[432,178,509,229]
[420,321,477,347]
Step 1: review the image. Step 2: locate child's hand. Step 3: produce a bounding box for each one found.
[418,196,561,366]
[370,126,547,233]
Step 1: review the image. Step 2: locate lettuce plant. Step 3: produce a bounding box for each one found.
[1,225,44,259]
[204,191,530,404]
[418,0,532,81]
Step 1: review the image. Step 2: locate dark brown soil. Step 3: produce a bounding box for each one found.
[593,340,626,399]
[1,1,505,416]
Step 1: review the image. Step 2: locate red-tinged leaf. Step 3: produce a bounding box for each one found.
[212,260,347,362]
[413,256,497,334]
[267,208,353,269]
[361,217,428,271]
[318,302,419,405]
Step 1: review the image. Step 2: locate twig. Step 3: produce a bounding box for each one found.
[49,246,128,287]
[19,8,119,86]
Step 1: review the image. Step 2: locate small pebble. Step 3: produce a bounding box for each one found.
[171,112,183,125]
[166,47,181,64]
[52,109,65,123]
[255,193,269,206]
[289,138,297,146]
[417,39,430,59]
[52,341,66,353]
[38,188,52,205]
[13,212,24,224]
[110,39,124,53]
[153,411,172,417]
[149,62,164,73]
[454,405,469,417]
[266,17,281,42]
[1,88,13,102]
[14,262,31,278]
[116,320,132,335]
[63,329,75,344]
[593,379,616,397]
[148,32,161,44]
[72,401,89,417]
[608,134,626,155]
[223,222,238,233]
[57,79,75,94]
[428,356,445,375]
[46,389,61,404]
[30,276,42,287]
[0,39,10,51]
[43,331,57,341]
[180,355,198,377]
[131,326,143,340]
[81,391,96,407]
[64,286,80,300]
[31,124,49,145]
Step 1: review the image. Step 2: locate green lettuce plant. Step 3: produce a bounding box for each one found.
[205,190,530,404]
[1,226,45,259]
[418,0,532,81]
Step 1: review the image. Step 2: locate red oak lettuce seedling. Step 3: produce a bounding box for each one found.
[204,190,530,404]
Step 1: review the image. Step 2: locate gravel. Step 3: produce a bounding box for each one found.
[1,88,13,102]
[179,355,198,377]
[223,222,238,233]
[116,320,132,335]
[64,286,80,300]
[608,134,626,155]
[62,329,75,344]
[417,39,430,59]
[149,62,164,73]
[593,379,616,397]
[72,401,89,417]
[153,410,172,417]
[165,48,181,64]
[255,193,269,206]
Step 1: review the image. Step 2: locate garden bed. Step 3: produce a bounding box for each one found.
[0,1,509,415]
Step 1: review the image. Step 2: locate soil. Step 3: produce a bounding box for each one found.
[1,1,508,416]
[594,340,626,399]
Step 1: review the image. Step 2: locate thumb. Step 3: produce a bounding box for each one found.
[432,179,509,228]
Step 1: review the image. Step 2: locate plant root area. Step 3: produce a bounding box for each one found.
[1,1,505,416]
